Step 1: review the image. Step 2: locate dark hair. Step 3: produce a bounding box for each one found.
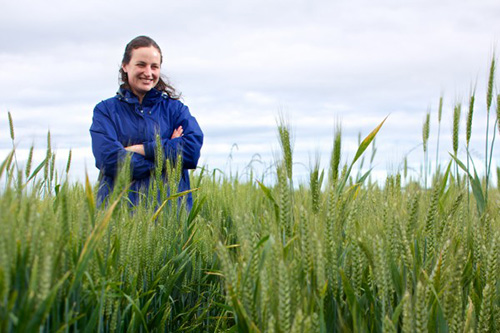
[119,36,180,99]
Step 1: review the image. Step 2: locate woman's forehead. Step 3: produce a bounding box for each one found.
[130,46,162,62]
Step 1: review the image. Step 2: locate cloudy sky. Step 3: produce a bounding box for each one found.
[1,0,499,184]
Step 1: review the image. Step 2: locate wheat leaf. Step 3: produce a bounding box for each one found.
[151,188,199,222]
[353,115,388,164]
[449,153,485,215]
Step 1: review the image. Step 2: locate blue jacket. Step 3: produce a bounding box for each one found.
[90,88,203,208]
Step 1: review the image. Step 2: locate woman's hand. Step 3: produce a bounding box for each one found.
[124,127,182,156]
[171,126,183,139]
[124,144,145,156]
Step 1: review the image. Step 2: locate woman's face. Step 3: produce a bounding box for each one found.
[122,46,161,100]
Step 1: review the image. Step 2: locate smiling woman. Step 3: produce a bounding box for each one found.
[122,46,161,103]
[89,35,204,209]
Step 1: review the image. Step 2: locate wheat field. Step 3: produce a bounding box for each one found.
[1,59,500,332]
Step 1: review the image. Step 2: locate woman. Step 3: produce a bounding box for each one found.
[90,36,203,209]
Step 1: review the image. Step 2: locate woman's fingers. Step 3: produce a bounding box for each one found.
[171,126,183,139]
[124,144,145,156]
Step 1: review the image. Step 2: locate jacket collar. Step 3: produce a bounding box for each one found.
[116,87,164,105]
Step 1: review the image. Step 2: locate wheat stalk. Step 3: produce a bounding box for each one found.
[452,103,461,156]
[7,111,14,141]
[330,123,342,186]
[422,111,430,186]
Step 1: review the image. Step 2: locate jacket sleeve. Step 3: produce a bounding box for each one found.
[90,103,155,179]
[143,103,203,170]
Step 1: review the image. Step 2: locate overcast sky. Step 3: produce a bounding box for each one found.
[1,0,500,184]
